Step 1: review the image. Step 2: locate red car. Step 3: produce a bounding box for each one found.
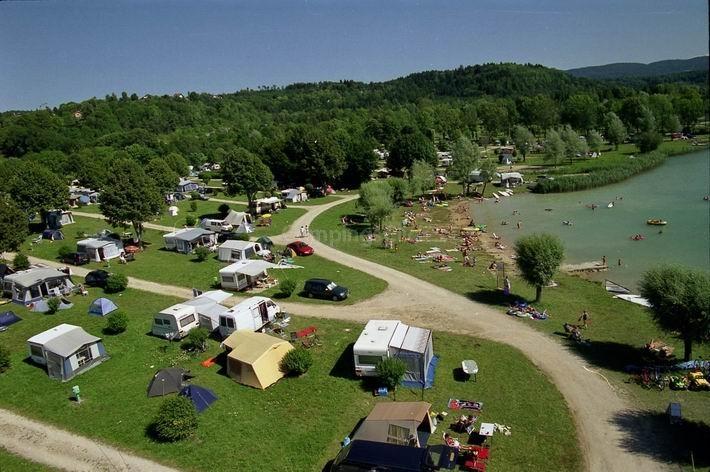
[287,241,314,256]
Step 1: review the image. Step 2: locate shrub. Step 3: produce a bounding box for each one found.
[280,347,313,376]
[218,203,230,217]
[233,232,250,241]
[185,215,197,226]
[182,327,209,352]
[151,396,198,442]
[58,245,74,259]
[279,278,297,297]
[0,345,11,373]
[194,246,210,262]
[13,253,30,271]
[105,311,128,334]
[375,357,406,390]
[190,200,198,212]
[105,273,128,293]
[189,191,201,201]
[46,297,61,314]
[637,131,663,153]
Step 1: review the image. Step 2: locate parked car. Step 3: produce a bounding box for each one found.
[61,252,90,266]
[303,278,348,301]
[287,241,314,256]
[85,270,110,288]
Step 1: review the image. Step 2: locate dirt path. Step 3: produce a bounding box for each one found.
[0,409,180,472]
[6,195,668,471]
[72,211,176,233]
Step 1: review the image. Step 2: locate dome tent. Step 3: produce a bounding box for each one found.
[88,298,118,317]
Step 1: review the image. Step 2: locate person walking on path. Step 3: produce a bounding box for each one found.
[578,310,590,328]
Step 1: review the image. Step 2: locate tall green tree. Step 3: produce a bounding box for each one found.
[387,127,437,176]
[221,148,274,210]
[544,129,565,168]
[561,93,599,132]
[512,125,535,162]
[100,159,162,242]
[514,233,565,302]
[560,125,588,163]
[145,158,180,195]
[640,266,710,361]
[283,128,346,186]
[408,160,435,198]
[9,162,68,223]
[0,197,28,253]
[449,135,480,195]
[604,112,627,150]
[164,152,190,177]
[478,158,498,196]
[586,130,604,153]
[358,181,395,232]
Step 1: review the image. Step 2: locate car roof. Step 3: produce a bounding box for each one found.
[306,278,332,284]
[88,270,109,276]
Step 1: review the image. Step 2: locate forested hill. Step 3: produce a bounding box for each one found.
[567,56,709,79]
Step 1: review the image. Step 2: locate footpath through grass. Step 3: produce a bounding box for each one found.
[312,198,710,469]
[0,288,580,472]
[0,448,60,472]
[21,216,385,305]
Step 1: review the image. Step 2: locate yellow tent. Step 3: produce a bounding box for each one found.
[222,331,294,389]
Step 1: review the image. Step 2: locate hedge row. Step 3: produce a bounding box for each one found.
[534,151,666,193]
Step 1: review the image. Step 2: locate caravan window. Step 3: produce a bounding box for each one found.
[30,345,43,358]
[222,275,235,283]
[154,318,165,326]
[76,346,93,367]
[179,314,196,328]
[244,247,255,259]
[220,317,235,329]
[357,355,382,366]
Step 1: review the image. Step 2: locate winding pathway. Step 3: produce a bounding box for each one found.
[4,196,668,471]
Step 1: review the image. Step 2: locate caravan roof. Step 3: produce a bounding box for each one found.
[220,260,276,277]
[159,304,196,319]
[354,320,401,352]
[27,324,100,357]
[219,240,257,251]
[391,324,431,354]
[5,267,69,288]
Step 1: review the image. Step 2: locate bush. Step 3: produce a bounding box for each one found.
[0,345,11,373]
[194,246,210,262]
[189,191,201,201]
[58,245,74,259]
[151,396,198,442]
[185,215,197,226]
[105,311,128,334]
[46,297,60,314]
[280,347,313,376]
[105,273,128,293]
[279,278,297,297]
[13,253,29,271]
[637,131,663,153]
[182,327,209,352]
[190,200,198,212]
[375,357,406,390]
[218,203,230,217]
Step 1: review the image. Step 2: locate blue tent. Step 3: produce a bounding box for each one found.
[0,311,21,328]
[88,298,118,316]
[179,385,218,413]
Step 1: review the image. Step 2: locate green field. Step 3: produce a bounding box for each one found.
[0,288,581,472]
[0,448,59,472]
[21,216,386,305]
[311,198,710,469]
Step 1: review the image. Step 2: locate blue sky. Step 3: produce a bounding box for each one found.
[0,0,707,111]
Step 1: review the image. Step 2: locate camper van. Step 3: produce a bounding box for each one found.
[152,291,231,339]
[200,218,233,233]
[353,320,434,385]
[218,296,280,338]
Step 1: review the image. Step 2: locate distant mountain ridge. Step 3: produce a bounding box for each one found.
[566,56,708,79]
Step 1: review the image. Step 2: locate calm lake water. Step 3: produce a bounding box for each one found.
[476,150,710,290]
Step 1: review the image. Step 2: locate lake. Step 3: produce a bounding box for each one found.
[475,150,710,290]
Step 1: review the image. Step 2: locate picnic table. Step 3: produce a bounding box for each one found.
[462,360,479,381]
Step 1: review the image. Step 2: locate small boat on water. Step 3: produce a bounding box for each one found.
[607,202,614,208]
[604,280,631,295]
[646,219,667,226]
[492,192,499,199]
[631,234,645,241]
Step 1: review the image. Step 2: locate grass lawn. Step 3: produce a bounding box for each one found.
[312,199,710,469]
[0,288,580,472]
[20,216,385,305]
[0,448,60,472]
[152,200,247,228]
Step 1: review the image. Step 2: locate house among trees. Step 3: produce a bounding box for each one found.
[163,228,216,254]
[27,324,108,381]
[2,266,74,304]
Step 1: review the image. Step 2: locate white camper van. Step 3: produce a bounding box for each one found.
[218,296,280,338]
[353,320,434,385]
[152,291,231,339]
[201,218,233,233]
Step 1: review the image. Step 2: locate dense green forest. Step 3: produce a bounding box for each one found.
[566,55,708,79]
[0,62,707,209]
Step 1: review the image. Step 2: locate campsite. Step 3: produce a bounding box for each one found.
[0,286,582,471]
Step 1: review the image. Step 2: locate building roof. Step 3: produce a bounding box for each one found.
[222,331,291,364]
[354,320,401,351]
[4,267,69,288]
[220,260,276,277]
[27,324,100,358]
[166,227,214,241]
